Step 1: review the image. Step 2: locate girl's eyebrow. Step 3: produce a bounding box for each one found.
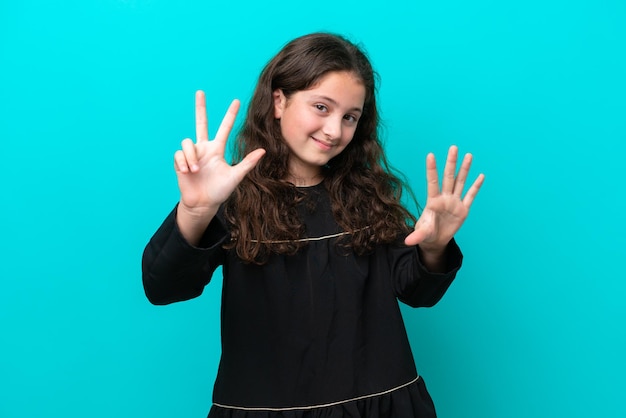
[310,95,363,113]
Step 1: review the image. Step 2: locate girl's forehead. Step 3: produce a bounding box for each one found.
[308,71,363,89]
[301,71,366,108]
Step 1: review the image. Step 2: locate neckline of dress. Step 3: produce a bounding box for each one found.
[295,180,325,190]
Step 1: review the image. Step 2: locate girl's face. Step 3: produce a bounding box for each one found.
[273,71,366,185]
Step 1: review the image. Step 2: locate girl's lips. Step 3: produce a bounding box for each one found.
[312,136,333,150]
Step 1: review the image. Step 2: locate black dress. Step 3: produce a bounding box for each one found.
[142,182,463,417]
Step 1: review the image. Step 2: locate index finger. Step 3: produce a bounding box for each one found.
[195,90,208,142]
[426,153,440,198]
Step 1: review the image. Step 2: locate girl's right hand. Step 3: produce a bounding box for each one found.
[174,91,265,243]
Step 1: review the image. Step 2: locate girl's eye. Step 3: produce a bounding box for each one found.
[315,104,328,112]
[344,114,358,123]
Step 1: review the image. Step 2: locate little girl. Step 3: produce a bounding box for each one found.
[142,32,484,417]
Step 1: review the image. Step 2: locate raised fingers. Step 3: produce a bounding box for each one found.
[441,145,458,194]
[195,90,209,142]
[453,153,473,197]
[213,99,241,149]
[462,173,485,208]
[426,146,483,202]
[425,153,440,198]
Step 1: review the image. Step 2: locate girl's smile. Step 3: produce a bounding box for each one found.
[311,135,334,150]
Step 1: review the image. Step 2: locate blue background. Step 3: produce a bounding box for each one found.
[1,0,624,417]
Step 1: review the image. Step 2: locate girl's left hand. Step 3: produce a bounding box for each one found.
[404,146,485,252]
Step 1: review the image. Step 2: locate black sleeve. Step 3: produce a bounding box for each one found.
[141,206,230,305]
[389,239,463,308]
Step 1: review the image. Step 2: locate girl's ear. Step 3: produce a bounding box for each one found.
[273,89,286,119]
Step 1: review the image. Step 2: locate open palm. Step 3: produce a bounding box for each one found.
[404,146,484,251]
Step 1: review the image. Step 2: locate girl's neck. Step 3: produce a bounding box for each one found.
[286,172,324,187]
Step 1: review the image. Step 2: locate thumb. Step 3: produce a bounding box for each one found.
[404,226,428,247]
[232,148,266,181]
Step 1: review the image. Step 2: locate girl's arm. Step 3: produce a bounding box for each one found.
[390,146,481,306]
[417,245,448,273]
[390,238,463,308]
[142,91,265,303]
[141,205,229,305]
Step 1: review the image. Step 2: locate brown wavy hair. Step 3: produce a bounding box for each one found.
[223,32,417,264]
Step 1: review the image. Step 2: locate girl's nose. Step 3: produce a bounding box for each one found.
[322,117,342,141]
